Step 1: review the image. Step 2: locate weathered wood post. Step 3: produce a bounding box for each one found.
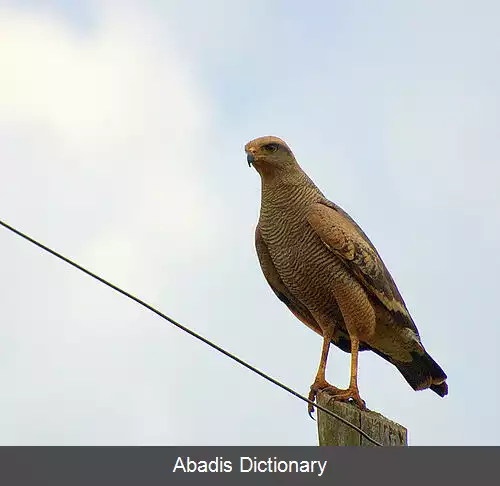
[317,391,408,446]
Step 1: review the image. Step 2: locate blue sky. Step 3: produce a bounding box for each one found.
[1,0,499,445]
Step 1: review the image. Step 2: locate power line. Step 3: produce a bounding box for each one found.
[0,218,383,446]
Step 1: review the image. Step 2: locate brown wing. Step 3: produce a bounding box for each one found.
[255,225,323,336]
[307,201,418,334]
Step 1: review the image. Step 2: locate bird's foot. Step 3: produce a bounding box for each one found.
[327,386,367,410]
[307,379,343,418]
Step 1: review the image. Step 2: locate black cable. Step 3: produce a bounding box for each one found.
[0,218,383,446]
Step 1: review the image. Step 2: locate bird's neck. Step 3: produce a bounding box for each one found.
[259,169,323,209]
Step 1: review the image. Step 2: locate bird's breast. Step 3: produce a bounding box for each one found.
[259,205,346,309]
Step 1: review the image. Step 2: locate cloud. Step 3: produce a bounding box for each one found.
[0,2,230,444]
[0,3,222,293]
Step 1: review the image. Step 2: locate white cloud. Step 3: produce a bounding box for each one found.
[0,5,203,139]
[0,2,231,445]
[0,3,221,293]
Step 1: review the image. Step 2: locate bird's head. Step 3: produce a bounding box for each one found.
[245,136,298,177]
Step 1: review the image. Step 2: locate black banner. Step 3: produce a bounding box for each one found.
[0,446,494,485]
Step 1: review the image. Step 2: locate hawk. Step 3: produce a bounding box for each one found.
[246,135,447,413]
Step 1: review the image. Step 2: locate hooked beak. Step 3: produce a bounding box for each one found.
[246,147,256,167]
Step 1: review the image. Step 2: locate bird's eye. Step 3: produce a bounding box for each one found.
[263,143,279,153]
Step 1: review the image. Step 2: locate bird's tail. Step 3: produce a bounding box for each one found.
[391,350,448,397]
[332,333,448,397]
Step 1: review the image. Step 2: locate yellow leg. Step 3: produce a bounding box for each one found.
[330,335,366,410]
[308,329,342,416]
[349,336,360,389]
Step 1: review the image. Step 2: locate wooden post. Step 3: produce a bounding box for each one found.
[317,391,407,446]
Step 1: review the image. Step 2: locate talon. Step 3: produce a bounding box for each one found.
[308,388,318,417]
[308,380,343,417]
[330,387,367,410]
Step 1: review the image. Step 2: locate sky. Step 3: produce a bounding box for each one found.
[0,0,499,445]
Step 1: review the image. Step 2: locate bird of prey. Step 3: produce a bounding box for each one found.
[246,135,447,413]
